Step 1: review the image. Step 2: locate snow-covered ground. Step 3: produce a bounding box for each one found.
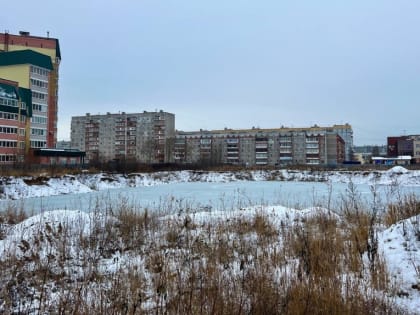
[0,205,419,313]
[1,166,420,200]
[0,167,420,313]
[378,215,420,313]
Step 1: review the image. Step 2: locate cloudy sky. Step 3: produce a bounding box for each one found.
[2,0,420,145]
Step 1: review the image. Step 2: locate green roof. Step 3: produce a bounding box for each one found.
[0,49,53,70]
[0,82,19,100]
[0,81,19,114]
[18,87,32,117]
[0,82,33,117]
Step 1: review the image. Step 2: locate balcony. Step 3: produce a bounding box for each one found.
[279,137,292,143]
[306,149,319,154]
[255,144,268,149]
[279,149,292,154]
[306,159,320,165]
[226,139,239,144]
[227,151,239,156]
[256,161,268,165]
[279,156,293,161]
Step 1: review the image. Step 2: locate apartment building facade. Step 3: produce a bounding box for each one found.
[388,135,420,164]
[71,111,175,164]
[0,79,31,164]
[0,31,61,148]
[0,50,53,150]
[174,124,349,166]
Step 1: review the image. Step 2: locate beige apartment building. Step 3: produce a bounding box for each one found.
[71,111,352,167]
[71,111,175,163]
[0,31,61,148]
[174,124,352,166]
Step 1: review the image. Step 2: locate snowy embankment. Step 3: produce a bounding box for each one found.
[378,215,420,313]
[0,206,419,313]
[1,166,420,200]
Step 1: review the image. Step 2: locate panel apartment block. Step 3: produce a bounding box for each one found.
[71,111,175,163]
[174,124,351,166]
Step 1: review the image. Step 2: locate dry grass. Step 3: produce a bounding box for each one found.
[384,194,420,227]
[0,195,413,314]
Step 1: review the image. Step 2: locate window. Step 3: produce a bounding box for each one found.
[31,116,48,124]
[30,78,48,89]
[0,140,17,147]
[31,91,47,100]
[0,154,17,162]
[0,97,18,107]
[30,140,46,148]
[31,128,46,136]
[0,112,18,120]
[30,65,49,76]
[33,103,47,112]
[0,126,18,134]
[306,137,318,142]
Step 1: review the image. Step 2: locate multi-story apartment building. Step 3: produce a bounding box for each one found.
[388,135,420,164]
[174,124,349,166]
[71,111,175,163]
[0,78,31,163]
[0,31,61,148]
[0,50,53,149]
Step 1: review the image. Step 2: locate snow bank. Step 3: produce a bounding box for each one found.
[378,216,420,313]
[386,166,410,174]
[1,205,419,313]
[0,210,106,261]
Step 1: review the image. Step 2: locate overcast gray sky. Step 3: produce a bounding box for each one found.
[2,0,420,145]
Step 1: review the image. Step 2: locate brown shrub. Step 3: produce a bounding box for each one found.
[384,194,420,227]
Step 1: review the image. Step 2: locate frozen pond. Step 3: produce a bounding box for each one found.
[2,180,420,215]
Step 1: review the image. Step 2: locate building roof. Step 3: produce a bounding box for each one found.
[0,81,18,99]
[177,124,353,137]
[0,32,61,60]
[0,49,53,70]
[372,156,412,160]
[0,81,19,114]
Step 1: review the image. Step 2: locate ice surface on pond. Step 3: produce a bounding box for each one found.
[1,167,420,214]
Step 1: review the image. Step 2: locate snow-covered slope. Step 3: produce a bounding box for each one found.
[1,206,419,313]
[378,215,420,313]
